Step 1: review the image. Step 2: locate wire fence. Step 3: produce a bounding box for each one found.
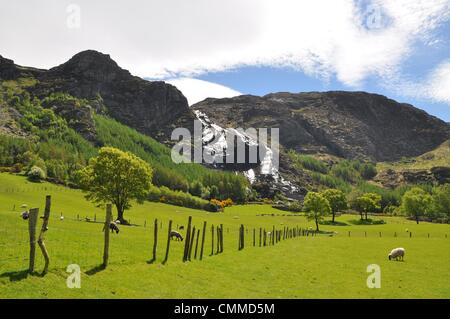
[1,195,448,277]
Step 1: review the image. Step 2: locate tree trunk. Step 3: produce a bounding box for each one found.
[332,212,335,223]
[365,211,368,220]
[416,216,419,224]
[315,218,319,232]
[116,206,127,224]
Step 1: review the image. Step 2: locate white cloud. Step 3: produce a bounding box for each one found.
[165,78,242,106]
[0,0,449,89]
[393,60,450,104]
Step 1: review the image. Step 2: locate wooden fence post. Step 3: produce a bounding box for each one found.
[28,208,39,273]
[253,228,256,247]
[152,218,158,262]
[183,216,192,262]
[241,224,245,250]
[211,224,215,255]
[38,195,51,274]
[259,228,262,247]
[163,220,173,264]
[272,226,275,245]
[219,224,224,253]
[188,226,196,260]
[194,229,200,259]
[102,204,112,268]
[216,226,220,254]
[200,221,207,260]
[263,229,267,246]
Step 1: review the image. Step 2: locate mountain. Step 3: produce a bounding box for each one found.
[0,51,195,143]
[1,50,449,201]
[192,92,450,162]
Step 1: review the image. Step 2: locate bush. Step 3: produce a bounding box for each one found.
[27,165,46,182]
[148,186,210,211]
[287,151,328,174]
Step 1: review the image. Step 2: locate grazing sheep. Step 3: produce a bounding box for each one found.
[170,230,184,241]
[85,217,91,222]
[21,211,29,220]
[388,247,405,261]
[109,221,120,234]
[115,220,121,225]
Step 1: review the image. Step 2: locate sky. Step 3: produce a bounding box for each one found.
[1,0,449,121]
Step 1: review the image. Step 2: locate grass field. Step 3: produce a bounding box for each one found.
[0,173,449,298]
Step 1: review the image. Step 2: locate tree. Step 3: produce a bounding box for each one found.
[303,192,331,231]
[78,147,153,223]
[357,193,381,220]
[348,189,364,220]
[321,189,347,223]
[432,184,450,219]
[401,187,432,224]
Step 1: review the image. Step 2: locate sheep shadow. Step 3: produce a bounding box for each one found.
[0,269,30,282]
[85,264,106,276]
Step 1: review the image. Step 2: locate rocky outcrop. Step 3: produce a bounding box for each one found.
[1,51,193,144]
[374,167,450,188]
[41,98,97,142]
[192,92,450,162]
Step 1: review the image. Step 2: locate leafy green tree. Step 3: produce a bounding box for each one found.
[357,193,382,220]
[321,189,347,223]
[78,147,153,223]
[401,187,432,224]
[303,192,331,231]
[432,185,450,219]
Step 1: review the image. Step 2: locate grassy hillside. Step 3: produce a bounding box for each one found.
[0,80,247,201]
[377,140,450,171]
[1,173,449,298]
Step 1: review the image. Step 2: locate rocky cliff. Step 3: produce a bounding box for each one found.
[192,92,450,162]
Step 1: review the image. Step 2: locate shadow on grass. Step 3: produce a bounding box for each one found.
[320,220,349,226]
[85,264,106,276]
[349,219,386,225]
[147,257,156,264]
[0,269,30,282]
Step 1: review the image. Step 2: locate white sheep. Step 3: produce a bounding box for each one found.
[388,247,405,261]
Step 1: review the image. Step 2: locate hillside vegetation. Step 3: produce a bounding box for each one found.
[0,79,248,203]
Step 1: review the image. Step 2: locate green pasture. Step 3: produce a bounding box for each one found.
[0,173,449,298]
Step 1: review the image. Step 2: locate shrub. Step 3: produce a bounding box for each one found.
[27,165,46,182]
[148,186,210,211]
